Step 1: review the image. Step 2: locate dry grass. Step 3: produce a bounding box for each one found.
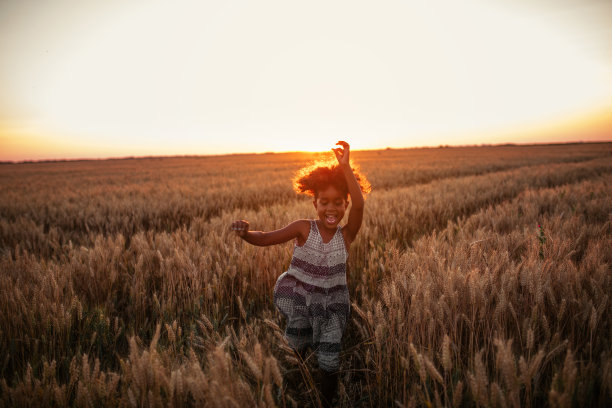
[0,143,611,407]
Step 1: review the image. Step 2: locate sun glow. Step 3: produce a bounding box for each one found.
[1,0,611,161]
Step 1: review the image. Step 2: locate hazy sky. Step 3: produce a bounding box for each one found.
[1,0,611,161]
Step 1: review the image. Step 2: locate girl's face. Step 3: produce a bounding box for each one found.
[313,185,349,231]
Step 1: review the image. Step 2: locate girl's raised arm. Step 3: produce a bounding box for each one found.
[231,219,310,247]
[332,141,365,244]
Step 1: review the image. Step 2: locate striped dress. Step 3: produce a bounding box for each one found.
[273,220,350,372]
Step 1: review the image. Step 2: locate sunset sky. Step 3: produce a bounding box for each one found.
[1,0,611,162]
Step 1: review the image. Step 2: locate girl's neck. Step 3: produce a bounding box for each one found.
[315,220,337,243]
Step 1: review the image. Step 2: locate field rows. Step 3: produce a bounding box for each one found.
[343,172,611,406]
[0,143,611,407]
[1,144,610,254]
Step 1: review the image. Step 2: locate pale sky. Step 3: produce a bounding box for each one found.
[1,0,611,161]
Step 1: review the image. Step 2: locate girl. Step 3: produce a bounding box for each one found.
[231,141,370,407]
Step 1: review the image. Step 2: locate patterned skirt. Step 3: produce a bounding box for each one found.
[273,271,350,371]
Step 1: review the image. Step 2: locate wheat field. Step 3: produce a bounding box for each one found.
[0,143,611,407]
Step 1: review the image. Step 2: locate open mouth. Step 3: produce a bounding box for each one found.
[325,214,338,224]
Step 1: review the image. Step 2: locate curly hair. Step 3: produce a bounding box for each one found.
[292,157,371,199]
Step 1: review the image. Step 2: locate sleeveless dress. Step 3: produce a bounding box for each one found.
[273,220,350,372]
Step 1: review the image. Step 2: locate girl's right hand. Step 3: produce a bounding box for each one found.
[332,140,350,166]
[231,220,249,238]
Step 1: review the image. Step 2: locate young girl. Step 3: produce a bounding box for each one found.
[231,141,370,407]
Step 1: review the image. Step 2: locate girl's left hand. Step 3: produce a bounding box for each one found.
[231,220,249,238]
[332,141,350,166]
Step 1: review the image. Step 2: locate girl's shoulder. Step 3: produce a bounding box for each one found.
[292,219,313,247]
[295,219,313,232]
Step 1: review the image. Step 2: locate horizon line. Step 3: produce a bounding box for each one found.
[2,139,610,165]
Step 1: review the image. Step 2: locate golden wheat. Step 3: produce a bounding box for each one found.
[0,143,611,406]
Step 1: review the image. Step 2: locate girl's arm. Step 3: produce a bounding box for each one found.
[333,141,365,244]
[231,219,310,246]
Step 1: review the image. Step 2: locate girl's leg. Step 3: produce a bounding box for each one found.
[314,302,350,406]
[319,369,339,408]
[314,314,344,407]
[274,274,313,359]
[285,312,313,364]
[314,312,343,372]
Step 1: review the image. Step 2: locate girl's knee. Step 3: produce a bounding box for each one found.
[316,352,340,372]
